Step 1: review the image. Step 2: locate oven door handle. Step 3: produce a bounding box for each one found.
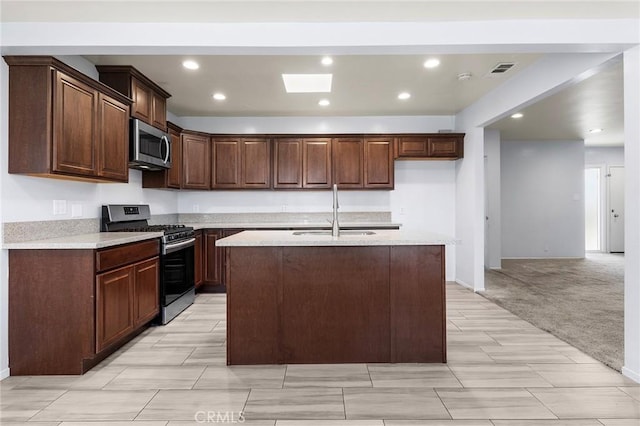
[163,237,196,255]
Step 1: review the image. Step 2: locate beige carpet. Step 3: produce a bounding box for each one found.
[482,253,624,371]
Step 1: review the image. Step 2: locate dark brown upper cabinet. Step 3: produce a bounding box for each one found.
[97,65,171,131]
[211,137,271,189]
[5,56,131,183]
[182,131,211,190]
[333,137,365,189]
[364,137,394,189]
[332,137,393,189]
[395,134,464,160]
[274,138,332,189]
[142,122,183,189]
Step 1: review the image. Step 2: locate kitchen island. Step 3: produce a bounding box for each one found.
[217,229,454,365]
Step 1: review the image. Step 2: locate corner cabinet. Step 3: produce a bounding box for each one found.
[97,65,171,131]
[395,134,464,160]
[182,131,212,190]
[5,56,132,182]
[9,239,160,375]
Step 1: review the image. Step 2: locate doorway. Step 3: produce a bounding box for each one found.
[609,165,625,253]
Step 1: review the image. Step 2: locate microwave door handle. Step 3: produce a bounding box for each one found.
[162,135,170,164]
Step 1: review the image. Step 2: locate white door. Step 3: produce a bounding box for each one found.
[609,166,625,253]
[484,156,490,268]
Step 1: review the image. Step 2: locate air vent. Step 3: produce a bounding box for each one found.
[489,62,515,74]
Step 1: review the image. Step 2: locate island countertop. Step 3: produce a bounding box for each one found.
[217,229,456,247]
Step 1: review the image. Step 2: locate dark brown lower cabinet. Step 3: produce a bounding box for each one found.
[194,230,204,288]
[198,228,242,293]
[9,239,160,375]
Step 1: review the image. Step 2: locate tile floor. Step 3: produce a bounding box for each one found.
[1,283,639,425]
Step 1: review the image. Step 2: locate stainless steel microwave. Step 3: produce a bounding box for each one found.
[130,118,171,170]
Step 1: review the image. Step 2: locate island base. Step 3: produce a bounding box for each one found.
[226,245,446,365]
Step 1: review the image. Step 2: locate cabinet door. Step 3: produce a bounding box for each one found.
[151,92,167,130]
[182,133,211,189]
[212,138,241,188]
[167,128,182,188]
[204,230,224,285]
[273,138,303,189]
[194,231,204,288]
[52,71,97,177]
[131,77,151,123]
[96,94,129,181]
[428,136,463,158]
[333,137,364,189]
[396,136,428,158]
[96,265,134,352]
[303,138,332,188]
[242,138,271,188]
[364,137,394,189]
[134,257,159,326]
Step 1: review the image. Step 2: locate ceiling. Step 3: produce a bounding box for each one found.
[489,59,624,146]
[86,53,624,146]
[87,54,541,117]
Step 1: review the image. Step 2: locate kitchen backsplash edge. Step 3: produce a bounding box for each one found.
[3,212,392,244]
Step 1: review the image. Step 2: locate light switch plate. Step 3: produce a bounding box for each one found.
[52,200,67,215]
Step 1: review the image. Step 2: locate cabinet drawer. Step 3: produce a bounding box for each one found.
[428,137,463,158]
[396,137,428,157]
[96,239,160,273]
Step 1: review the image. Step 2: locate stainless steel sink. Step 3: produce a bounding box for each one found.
[292,230,376,236]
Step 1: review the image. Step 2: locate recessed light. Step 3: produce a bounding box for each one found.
[321,56,333,66]
[318,99,330,107]
[282,74,332,93]
[511,113,524,119]
[589,128,603,133]
[212,93,226,101]
[398,92,411,100]
[423,58,441,69]
[182,60,199,70]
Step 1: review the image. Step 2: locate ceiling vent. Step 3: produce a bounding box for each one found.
[489,62,516,75]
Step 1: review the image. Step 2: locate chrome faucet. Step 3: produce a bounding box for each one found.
[332,183,340,237]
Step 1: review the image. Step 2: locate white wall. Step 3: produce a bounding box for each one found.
[585,146,624,167]
[622,45,640,383]
[484,129,501,269]
[501,140,585,258]
[0,54,9,380]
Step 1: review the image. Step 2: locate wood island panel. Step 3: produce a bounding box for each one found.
[282,247,390,363]
[226,247,282,364]
[390,245,446,362]
[226,245,446,365]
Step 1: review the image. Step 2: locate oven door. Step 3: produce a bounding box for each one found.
[160,238,195,307]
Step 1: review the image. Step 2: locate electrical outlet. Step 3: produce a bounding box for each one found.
[282,205,287,212]
[400,207,405,216]
[193,204,199,213]
[52,200,67,215]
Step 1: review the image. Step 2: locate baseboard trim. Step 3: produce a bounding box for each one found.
[501,257,584,260]
[0,368,9,380]
[622,366,640,383]
[455,279,484,292]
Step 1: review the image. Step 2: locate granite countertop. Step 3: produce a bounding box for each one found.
[184,221,401,230]
[2,232,163,250]
[216,229,456,247]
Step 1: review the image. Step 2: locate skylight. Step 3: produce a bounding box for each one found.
[282,74,332,93]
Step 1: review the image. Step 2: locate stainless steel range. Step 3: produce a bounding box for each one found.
[101,204,195,324]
